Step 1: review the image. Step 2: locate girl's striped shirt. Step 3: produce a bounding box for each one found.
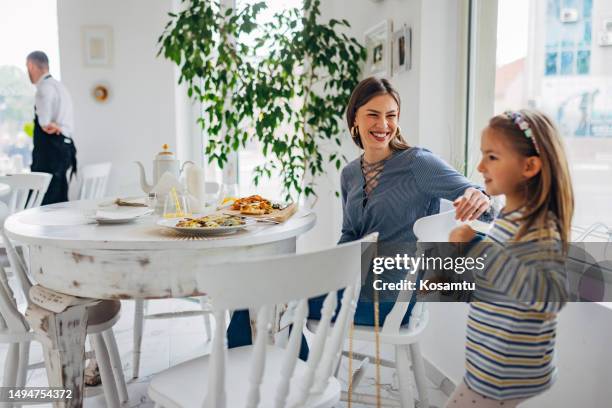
[464,210,568,400]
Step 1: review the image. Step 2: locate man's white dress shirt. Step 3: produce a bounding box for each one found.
[35,74,75,137]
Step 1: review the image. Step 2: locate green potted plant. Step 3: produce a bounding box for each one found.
[158,0,365,201]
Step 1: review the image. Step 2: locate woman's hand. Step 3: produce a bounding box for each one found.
[449,224,476,243]
[453,187,489,221]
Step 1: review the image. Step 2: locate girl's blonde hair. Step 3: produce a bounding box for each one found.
[489,109,574,250]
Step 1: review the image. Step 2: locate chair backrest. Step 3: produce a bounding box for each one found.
[440,198,454,213]
[0,263,29,336]
[0,203,29,335]
[77,162,112,200]
[413,209,458,242]
[200,233,377,408]
[381,209,459,335]
[0,173,52,214]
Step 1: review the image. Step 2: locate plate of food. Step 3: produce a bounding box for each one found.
[157,214,255,235]
[222,195,297,221]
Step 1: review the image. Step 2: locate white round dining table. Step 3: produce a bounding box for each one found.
[5,200,315,299]
[3,199,316,406]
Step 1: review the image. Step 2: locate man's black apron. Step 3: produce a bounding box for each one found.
[31,76,77,205]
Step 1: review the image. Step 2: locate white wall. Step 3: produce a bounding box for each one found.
[57,0,181,197]
[318,0,422,149]
[418,0,465,169]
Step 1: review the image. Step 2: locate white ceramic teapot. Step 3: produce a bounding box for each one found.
[135,144,180,194]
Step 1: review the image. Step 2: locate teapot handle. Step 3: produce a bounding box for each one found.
[180,160,196,173]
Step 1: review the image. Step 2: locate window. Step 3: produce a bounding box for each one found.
[492,0,612,231]
[544,0,592,76]
[232,0,303,199]
[0,0,60,175]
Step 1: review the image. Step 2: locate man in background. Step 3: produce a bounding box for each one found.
[26,50,77,204]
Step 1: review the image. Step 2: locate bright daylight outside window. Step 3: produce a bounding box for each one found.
[0,0,60,175]
[494,0,612,230]
[233,0,302,200]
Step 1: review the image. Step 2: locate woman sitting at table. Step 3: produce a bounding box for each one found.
[227,76,490,350]
[308,76,490,326]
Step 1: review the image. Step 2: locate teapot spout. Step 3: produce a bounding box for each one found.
[134,161,153,194]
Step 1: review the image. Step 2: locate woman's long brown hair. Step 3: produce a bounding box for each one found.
[346,77,410,151]
[489,109,574,250]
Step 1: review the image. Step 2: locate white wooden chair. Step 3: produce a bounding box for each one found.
[0,173,52,306]
[147,233,378,408]
[0,220,129,407]
[131,181,220,379]
[439,198,455,213]
[0,173,52,214]
[77,162,112,200]
[317,209,461,408]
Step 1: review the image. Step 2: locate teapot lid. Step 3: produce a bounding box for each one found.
[157,144,175,157]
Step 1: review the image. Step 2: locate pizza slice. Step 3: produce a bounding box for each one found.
[240,203,267,215]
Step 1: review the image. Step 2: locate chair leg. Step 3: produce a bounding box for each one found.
[199,296,212,342]
[133,299,145,379]
[102,329,129,404]
[408,342,430,408]
[2,343,19,388]
[16,341,30,387]
[91,333,121,408]
[395,345,415,408]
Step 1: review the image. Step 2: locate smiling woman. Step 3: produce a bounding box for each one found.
[342,77,490,240]
[307,76,493,333]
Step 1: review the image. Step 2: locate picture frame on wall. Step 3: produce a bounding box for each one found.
[392,24,411,75]
[82,26,113,67]
[364,20,392,78]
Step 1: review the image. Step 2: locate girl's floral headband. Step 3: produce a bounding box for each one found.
[504,111,540,155]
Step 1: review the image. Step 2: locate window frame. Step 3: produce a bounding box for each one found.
[464,0,499,182]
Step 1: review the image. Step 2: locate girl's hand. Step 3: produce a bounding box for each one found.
[449,225,476,243]
[453,187,490,221]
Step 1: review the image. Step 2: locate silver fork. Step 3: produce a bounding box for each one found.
[225,213,281,224]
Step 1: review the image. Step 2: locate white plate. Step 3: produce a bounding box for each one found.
[157,217,255,235]
[89,209,153,224]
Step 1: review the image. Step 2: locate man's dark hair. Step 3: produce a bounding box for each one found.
[27,51,49,70]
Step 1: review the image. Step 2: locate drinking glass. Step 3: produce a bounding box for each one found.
[163,192,192,218]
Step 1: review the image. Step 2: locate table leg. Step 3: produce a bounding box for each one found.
[26,303,88,408]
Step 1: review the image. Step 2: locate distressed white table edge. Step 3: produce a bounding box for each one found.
[4,199,316,250]
[4,200,317,299]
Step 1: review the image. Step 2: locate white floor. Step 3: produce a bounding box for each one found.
[0,298,449,407]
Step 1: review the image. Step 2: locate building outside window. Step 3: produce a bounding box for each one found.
[545,0,593,76]
[494,0,612,229]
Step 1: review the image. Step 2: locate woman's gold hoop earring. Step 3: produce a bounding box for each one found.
[351,126,359,137]
[396,126,402,137]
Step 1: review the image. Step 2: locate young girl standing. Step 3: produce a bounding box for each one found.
[447,110,574,407]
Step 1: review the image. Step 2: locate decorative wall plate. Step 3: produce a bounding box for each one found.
[93,84,110,102]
